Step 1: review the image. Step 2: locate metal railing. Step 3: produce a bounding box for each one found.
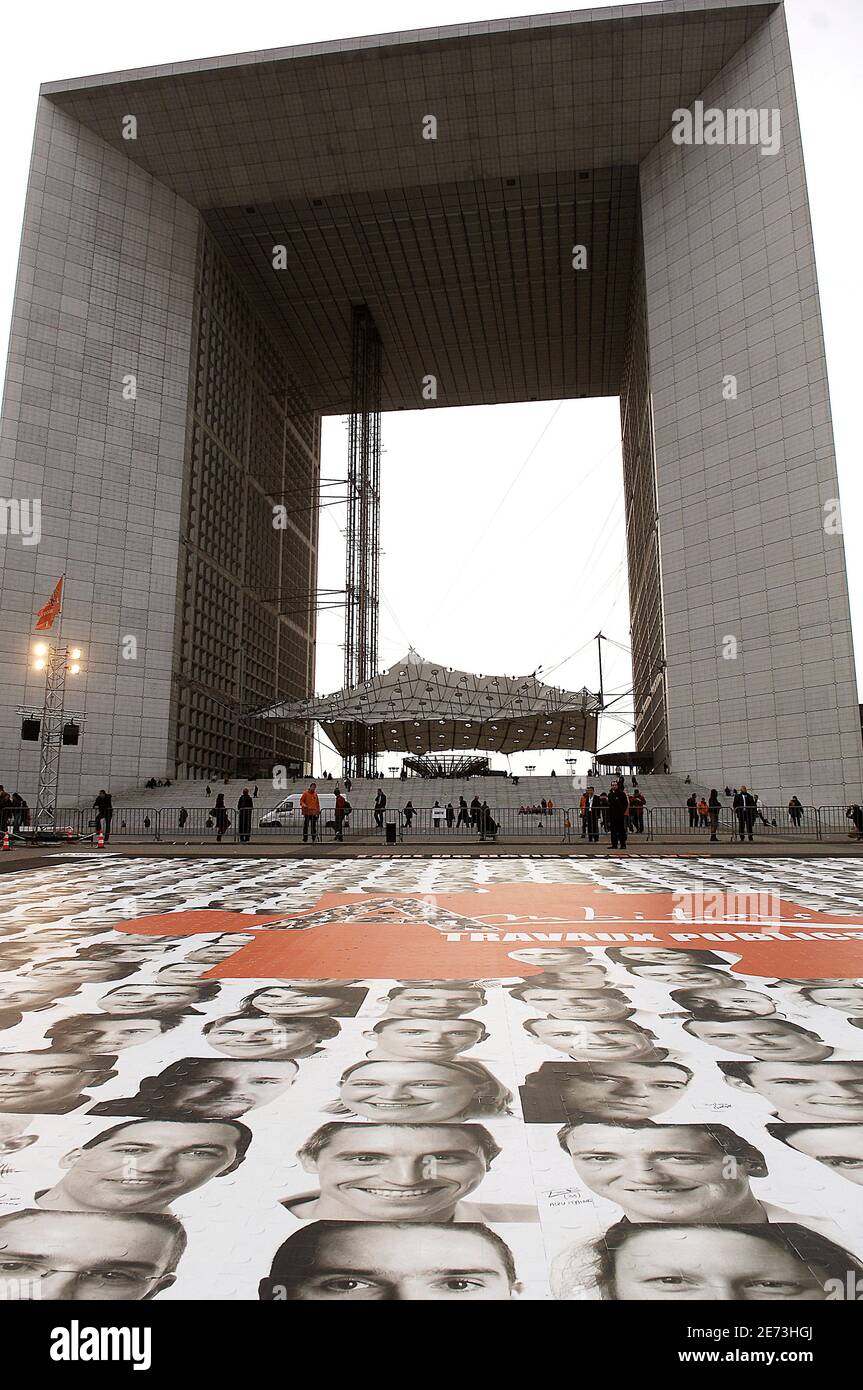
[30,802,863,846]
[645,805,820,843]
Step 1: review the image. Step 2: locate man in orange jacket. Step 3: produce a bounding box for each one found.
[300,782,321,844]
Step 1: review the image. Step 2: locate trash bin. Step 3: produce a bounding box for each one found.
[385,817,397,845]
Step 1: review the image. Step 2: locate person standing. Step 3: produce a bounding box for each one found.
[237,788,253,844]
[334,785,347,841]
[178,807,189,830]
[607,779,629,851]
[93,789,114,844]
[697,796,709,828]
[582,786,600,843]
[455,796,470,830]
[469,795,482,829]
[374,787,387,829]
[733,785,757,842]
[403,800,415,831]
[686,791,698,828]
[479,801,497,842]
[300,782,321,844]
[211,793,230,844]
[431,801,445,831]
[445,802,455,830]
[708,789,722,842]
[788,796,803,829]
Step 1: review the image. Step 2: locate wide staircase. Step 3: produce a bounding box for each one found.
[72,771,705,815]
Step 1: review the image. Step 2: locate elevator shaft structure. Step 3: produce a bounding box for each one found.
[343,305,382,778]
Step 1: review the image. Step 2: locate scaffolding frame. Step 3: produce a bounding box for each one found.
[343,305,382,778]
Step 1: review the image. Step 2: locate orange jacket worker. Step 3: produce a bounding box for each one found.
[300,784,321,844]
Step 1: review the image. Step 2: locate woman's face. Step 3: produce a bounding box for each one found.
[247,987,341,1017]
[610,1228,830,1301]
[339,1062,478,1122]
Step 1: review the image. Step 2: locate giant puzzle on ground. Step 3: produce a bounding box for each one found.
[1,854,863,1301]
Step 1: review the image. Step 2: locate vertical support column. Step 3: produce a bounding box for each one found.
[344,305,382,778]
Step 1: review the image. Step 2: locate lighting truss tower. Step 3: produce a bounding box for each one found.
[34,643,73,827]
[344,304,382,778]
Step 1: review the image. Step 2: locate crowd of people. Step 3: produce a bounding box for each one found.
[0,787,30,833]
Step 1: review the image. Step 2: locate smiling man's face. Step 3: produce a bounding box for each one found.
[47,1121,242,1212]
[303,1125,488,1221]
[690,1020,830,1062]
[385,989,484,1018]
[206,1017,319,1059]
[530,1019,660,1061]
[563,1124,759,1222]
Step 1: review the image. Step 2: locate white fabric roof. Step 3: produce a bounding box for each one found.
[257,650,599,756]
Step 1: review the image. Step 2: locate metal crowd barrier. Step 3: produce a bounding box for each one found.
[44,802,863,847]
[644,805,820,843]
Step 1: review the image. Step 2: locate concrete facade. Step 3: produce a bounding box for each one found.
[640,5,863,802]
[0,1,859,803]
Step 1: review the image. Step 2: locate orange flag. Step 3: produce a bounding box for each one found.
[34,576,63,631]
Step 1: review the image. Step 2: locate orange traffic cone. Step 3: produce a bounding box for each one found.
[97,829,104,849]
[2,831,9,851]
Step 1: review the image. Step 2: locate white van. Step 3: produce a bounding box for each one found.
[260,792,338,828]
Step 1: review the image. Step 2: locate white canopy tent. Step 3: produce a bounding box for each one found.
[257,650,600,758]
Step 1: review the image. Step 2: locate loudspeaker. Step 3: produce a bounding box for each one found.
[21,718,40,740]
[62,722,80,746]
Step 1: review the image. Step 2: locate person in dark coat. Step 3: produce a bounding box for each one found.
[607,779,630,851]
[93,790,114,843]
[237,788,254,843]
[686,792,698,828]
[733,786,757,842]
[456,797,470,830]
[581,787,600,843]
[212,794,230,843]
[374,788,387,829]
[708,789,722,842]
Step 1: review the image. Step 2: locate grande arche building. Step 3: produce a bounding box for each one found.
[0,0,860,806]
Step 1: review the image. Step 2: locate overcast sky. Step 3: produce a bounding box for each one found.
[1,1,860,777]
